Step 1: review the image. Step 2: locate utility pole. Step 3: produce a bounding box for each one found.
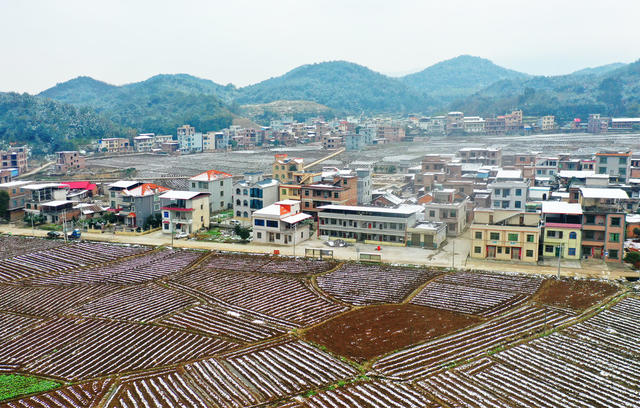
[62,209,67,243]
[293,222,297,258]
[557,243,562,278]
[451,239,455,269]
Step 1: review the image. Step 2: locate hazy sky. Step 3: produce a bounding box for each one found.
[1,0,638,94]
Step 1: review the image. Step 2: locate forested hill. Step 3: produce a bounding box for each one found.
[399,55,530,102]
[0,92,123,154]
[39,74,235,135]
[235,61,429,114]
[450,59,640,121]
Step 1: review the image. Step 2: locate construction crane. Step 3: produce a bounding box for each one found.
[302,148,346,171]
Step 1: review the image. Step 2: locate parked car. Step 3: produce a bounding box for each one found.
[175,231,189,239]
[46,231,61,239]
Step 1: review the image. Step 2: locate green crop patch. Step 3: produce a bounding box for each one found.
[0,374,60,401]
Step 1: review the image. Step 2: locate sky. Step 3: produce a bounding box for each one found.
[1,0,639,94]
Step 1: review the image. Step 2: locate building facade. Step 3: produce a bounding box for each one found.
[471,209,541,262]
[233,172,279,224]
[189,170,233,214]
[160,190,210,235]
[55,151,85,173]
[252,200,311,245]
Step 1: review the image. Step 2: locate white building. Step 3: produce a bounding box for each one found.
[189,170,233,215]
[252,200,312,245]
[233,172,279,224]
[463,116,485,133]
[489,170,530,210]
[159,190,211,235]
[595,151,631,183]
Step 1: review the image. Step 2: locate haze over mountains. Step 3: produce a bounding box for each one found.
[1,55,638,153]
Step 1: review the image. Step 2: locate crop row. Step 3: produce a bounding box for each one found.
[0,242,148,283]
[373,305,573,380]
[409,271,543,316]
[317,264,439,305]
[281,380,440,408]
[0,235,65,260]
[3,380,112,408]
[0,317,234,381]
[24,248,201,285]
[172,268,347,326]
[0,312,42,340]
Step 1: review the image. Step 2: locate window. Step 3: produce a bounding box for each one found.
[526,234,535,242]
[526,250,534,257]
[236,211,241,216]
[236,199,241,205]
[545,245,554,253]
[497,247,503,254]
[505,247,510,254]
[334,192,339,198]
[243,211,248,218]
[494,189,500,195]
[475,231,482,239]
[598,167,607,174]
[236,188,240,194]
[568,248,576,256]
[585,214,595,224]
[281,188,287,195]
[609,249,619,259]
[266,220,278,228]
[220,190,224,197]
[163,223,169,230]
[609,233,620,242]
[220,201,224,208]
[619,157,627,165]
[599,156,607,164]
[515,189,522,196]
[501,201,509,209]
[429,210,436,217]
[257,232,262,239]
[474,246,482,254]
[610,217,621,226]
[254,219,265,226]
[490,232,500,240]
[508,233,518,241]
[163,212,169,218]
[569,232,577,239]
[514,201,521,208]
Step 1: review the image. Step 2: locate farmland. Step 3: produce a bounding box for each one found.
[0,235,635,407]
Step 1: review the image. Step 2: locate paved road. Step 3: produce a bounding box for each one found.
[1,225,635,280]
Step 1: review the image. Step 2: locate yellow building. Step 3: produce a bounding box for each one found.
[273,154,304,184]
[541,202,583,260]
[471,209,541,262]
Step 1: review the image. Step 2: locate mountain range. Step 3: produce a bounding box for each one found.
[1,55,638,153]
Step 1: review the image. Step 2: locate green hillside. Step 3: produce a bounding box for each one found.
[400,55,529,101]
[235,61,429,113]
[0,92,123,154]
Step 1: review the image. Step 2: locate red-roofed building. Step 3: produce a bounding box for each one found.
[119,183,171,227]
[189,170,233,214]
[61,181,98,196]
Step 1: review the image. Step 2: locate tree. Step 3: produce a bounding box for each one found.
[0,191,9,221]
[623,251,640,269]
[234,224,251,241]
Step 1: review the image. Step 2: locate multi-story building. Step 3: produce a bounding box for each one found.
[273,154,304,184]
[537,115,555,132]
[318,204,423,246]
[355,167,372,205]
[0,169,11,184]
[587,114,610,134]
[424,189,470,236]
[23,183,70,215]
[233,172,279,224]
[541,202,583,260]
[463,116,485,133]
[595,151,631,183]
[160,190,211,235]
[376,125,405,142]
[203,131,229,152]
[610,117,640,130]
[178,130,203,153]
[252,200,311,245]
[98,138,131,153]
[470,209,541,262]
[133,134,155,152]
[406,221,448,249]
[0,180,30,221]
[107,180,143,210]
[0,146,28,174]
[445,112,464,135]
[458,148,502,166]
[485,116,506,135]
[504,110,523,133]
[578,187,627,262]
[489,170,529,210]
[301,174,358,219]
[120,183,170,228]
[534,156,559,179]
[189,170,233,214]
[54,151,85,173]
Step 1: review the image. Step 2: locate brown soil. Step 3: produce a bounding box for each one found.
[532,279,619,311]
[303,304,481,362]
